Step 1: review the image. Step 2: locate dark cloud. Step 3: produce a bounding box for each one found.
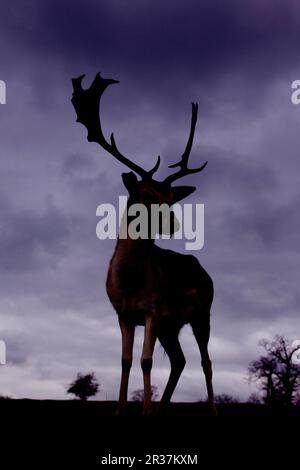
[223,195,300,252]
[2,0,300,114]
[4,0,299,75]
[62,153,97,178]
[0,195,71,272]
[3,334,30,366]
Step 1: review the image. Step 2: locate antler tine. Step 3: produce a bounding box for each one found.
[147,155,161,177]
[163,102,207,184]
[71,73,160,179]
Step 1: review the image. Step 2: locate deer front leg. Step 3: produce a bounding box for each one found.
[117,317,135,415]
[141,316,157,416]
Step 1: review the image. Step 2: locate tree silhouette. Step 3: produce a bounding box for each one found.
[248,392,262,404]
[214,393,239,404]
[67,373,99,401]
[294,393,300,406]
[249,336,300,406]
[131,386,158,402]
[0,395,11,400]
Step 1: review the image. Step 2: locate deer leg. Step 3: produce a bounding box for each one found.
[158,331,186,410]
[141,316,157,416]
[191,318,217,416]
[116,317,135,415]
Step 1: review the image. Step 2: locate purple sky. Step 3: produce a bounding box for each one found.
[0,0,300,401]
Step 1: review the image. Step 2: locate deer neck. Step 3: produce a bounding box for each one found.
[114,204,155,258]
[113,235,154,261]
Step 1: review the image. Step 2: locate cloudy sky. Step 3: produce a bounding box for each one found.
[0,0,300,402]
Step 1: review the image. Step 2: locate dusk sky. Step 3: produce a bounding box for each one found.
[1,0,300,401]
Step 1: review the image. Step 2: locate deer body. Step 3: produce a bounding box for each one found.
[107,236,213,326]
[71,72,217,416]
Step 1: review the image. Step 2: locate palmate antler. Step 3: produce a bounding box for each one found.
[71,73,160,180]
[71,73,207,183]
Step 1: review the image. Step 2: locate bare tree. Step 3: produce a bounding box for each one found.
[294,393,300,406]
[131,386,159,402]
[67,373,99,401]
[248,392,262,404]
[249,355,278,405]
[214,393,239,404]
[249,336,300,406]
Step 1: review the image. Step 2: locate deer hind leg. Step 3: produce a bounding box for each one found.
[191,317,217,416]
[158,328,186,410]
[141,315,157,416]
[116,317,135,415]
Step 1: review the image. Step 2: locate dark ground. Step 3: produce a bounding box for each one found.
[1,399,299,466]
[2,397,300,417]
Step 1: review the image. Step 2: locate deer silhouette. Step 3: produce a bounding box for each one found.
[71,73,217,416]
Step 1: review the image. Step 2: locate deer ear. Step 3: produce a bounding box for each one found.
[121,172,139,192]
[171,185,196,203]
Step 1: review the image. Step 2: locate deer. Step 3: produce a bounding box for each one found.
[71,72,217,416]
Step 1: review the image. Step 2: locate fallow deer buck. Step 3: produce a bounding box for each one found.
[71,73,217,416]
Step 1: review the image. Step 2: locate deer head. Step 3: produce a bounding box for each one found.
[71,73,207,235]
